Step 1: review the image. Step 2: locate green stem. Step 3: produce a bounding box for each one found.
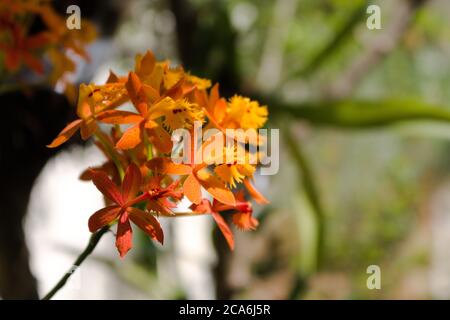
[284,127,325,270]
[95,131,125,180]
[41,226,110,300]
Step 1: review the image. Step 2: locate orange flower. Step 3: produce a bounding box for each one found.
[88,164,164,257]
[47,49,270,255]
[190,193,258,250]
[0,21,50,74]
[146,157,236,206]
[47,83,127,148]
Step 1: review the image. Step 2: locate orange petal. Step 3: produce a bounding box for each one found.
[106,70,119,83]
[209,83,219,110]
[80,118,97,140]
[147,199,175,216]
[26,32,51,49]
[97,110,143,124]
[122,163,142,202]
[146,158,192,175]
[213,98,227,123]
[244,179,269,204]
[47,119,82,148]
[116,123,142,150]
[232,212,259,231]
[128,207,164,244]
[23,52,44,74]
[91,170,124,205]
[116,215,133,258]
[183,174,202,204]
[190,199,212,214]
[212,212,234,250]
[142,84,160,103]
[198,173,236,206]
[194,89,208,108]
[138,50,156,76]
[88,205,120,232]
[146,126,173,153]
[5,49,21,72]
[126,72,147,115]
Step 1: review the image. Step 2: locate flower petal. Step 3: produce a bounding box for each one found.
[80,118,97,140]
[189,199,212,213]
[47,119,82,148]
[128,207,164,244]
[5,49,20,72]
[116,215,133,258]
[146,158,192,175]
[116,123,142,150]
[146,126,173,153]
[212,212,234,250]
[244,178,269,204]
[183,174,202,204]
[137,50,155,76]
[147,200,174,216]
[23,52,44,74]
[88,205,120,232]
[91,170,124,205]
[97,110,143,124]
[122,163,142,202]
[197,172,236,206]
[232,212,259,231]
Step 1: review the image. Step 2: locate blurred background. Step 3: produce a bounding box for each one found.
[2,0,450,299]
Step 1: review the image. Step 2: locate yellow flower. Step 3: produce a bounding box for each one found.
[163,65,184,90]
[224,95,268,130]
[151,98,204,132]
[213,146,256,188]
[186,74,211,90]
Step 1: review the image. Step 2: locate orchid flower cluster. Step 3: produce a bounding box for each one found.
[48,50,269,257]
[0,0,95,99]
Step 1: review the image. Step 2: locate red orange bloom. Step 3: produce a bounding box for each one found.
[49,50,270,257]
[89,164,164,257]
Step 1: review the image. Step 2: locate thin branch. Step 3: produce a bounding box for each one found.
[273,99,450,128]
[41,226,110,300]
[287,0,369,79]
[284,126,325,270]
[326,0,428,99]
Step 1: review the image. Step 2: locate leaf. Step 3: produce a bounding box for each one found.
[88,205,120,232]
[47,119,82,148]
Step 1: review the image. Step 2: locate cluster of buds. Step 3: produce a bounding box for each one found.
[48,50,269,257]
[0,0,96,99]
